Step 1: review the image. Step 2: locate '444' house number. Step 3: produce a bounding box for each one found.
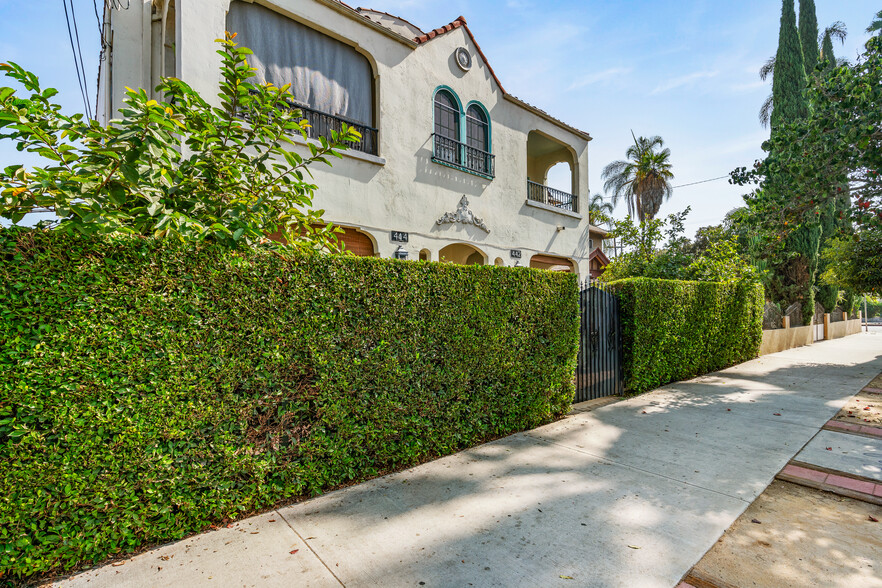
[391,231,409,243]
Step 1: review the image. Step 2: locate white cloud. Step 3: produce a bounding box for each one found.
[568,67,633,90]
[650,70,719,95]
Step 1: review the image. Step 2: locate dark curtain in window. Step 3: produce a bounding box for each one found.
[227,1,373,125]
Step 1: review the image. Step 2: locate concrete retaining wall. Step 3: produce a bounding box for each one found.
[760,325,814,356]
[760,314,864,356]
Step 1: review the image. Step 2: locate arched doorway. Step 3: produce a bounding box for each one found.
[530,253,574,273]
[439,243,486,266]
[268,225,376,257]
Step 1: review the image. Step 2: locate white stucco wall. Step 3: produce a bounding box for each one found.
[100,0,604,277]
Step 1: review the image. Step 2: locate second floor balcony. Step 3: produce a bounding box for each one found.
[526,180,578,213]
[295,103,379,156]
[432,133,495,179]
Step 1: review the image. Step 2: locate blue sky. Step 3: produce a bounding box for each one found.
[0,0,878,236]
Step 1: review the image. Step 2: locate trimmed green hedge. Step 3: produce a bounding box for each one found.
[0,229,578,582]
[609,277,764,393]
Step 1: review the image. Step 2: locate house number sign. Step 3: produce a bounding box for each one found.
[391,231,409,243]
[510,250,522,259]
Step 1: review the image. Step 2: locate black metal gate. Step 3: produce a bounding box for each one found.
[575,281,623,402]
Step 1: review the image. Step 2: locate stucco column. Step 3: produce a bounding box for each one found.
[823,313,830,340]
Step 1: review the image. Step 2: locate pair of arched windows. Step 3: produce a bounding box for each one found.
[432,89,493,178]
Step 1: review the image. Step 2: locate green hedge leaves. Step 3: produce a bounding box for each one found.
[0,229,578,581]
[609,277,764,393]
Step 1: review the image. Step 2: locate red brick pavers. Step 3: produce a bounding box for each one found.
[779,464,882,504]
[823,418,882,439]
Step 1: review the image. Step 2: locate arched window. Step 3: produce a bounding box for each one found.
[466,104,490,175]
[433,89,461,165]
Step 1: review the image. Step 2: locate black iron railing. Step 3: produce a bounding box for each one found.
[432,133,495,178]
[296,104,378,156]
[527,180,578,213]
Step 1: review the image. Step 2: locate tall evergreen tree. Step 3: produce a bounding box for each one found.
[820,22,847,69]
[771,0,808,130]
[798,0,820,75]
[821,34,836,69]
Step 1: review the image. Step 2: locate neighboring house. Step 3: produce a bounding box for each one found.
[98,0,609,276]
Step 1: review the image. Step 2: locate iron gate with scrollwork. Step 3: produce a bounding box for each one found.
[575,282,623,402]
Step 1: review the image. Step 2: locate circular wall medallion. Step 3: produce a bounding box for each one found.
[454,47,472,71]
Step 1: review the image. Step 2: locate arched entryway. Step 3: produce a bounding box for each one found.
[530,253,574,273]
[439,243,486,265]
[268,225,377,256]
[335,227,376,256]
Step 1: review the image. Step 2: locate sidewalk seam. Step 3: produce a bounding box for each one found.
[276,509,346,587]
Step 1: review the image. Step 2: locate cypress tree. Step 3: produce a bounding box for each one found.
[771,0,808,130]
[821,33,836,69]
[799,0,820,75]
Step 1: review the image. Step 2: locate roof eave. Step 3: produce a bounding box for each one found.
[314,0,418,47]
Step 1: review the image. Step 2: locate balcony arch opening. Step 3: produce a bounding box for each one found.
[439,243,486,266]
[526,130,578,213]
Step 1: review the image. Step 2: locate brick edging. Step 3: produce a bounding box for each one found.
[778,463,882,505]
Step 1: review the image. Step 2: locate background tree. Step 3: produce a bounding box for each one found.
[771,0,808,130]
[588,193,614,226]
[601,134,674,222]
[798,0,820,74]
[868,9,882,36]
[0,34,359,250]
[820,22,848,69]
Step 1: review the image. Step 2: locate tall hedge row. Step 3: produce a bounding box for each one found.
[609,277,764,393]
[0,229,579,581]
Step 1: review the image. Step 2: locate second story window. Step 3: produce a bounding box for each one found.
[227,1,378,155]
[465,104,491,176]
[432,89,495,178]
[433,90,461,165]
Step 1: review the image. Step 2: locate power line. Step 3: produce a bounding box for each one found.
[70,0,93,118]
[671,175,729,189]
[62,0,91,118]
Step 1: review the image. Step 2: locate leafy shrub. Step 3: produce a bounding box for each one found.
[609,277,764,393]
[0,35,357,250]
[0,229,578,581]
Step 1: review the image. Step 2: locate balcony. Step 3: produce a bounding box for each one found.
[297,104,378,156]
[527,180,578,213]
[432,133,495,179]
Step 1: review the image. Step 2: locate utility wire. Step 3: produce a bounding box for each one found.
[69,0,93,118]
[62,0,91,117]
[671,175,729,189]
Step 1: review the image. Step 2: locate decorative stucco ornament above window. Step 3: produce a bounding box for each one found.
[437,196,489,233]
[454,47,472,72]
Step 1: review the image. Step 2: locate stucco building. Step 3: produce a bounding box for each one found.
[98,0,608,276]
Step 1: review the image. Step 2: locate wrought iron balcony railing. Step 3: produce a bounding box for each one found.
[296,104,378,156]
[432,133,495,178]
[527,180,578,213]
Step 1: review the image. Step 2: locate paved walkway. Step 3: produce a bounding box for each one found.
[56,332,882,588]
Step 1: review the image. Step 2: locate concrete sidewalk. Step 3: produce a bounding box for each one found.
[56,332,882,588]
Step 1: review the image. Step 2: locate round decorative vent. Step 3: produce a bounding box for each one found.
[454,47,472,71]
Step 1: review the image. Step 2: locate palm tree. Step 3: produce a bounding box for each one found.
[868,9,882,36]
[601,134,674,222]
[587,193,613,226]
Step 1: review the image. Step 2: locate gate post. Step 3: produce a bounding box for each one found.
[823,313,830,340]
